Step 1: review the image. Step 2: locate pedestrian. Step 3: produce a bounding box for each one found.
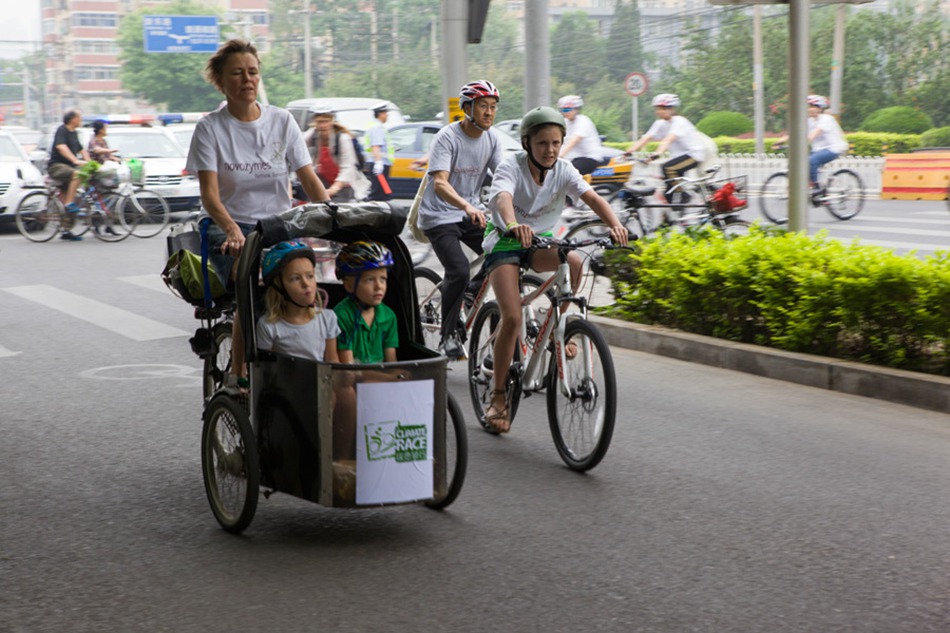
[185,38,330,389]
[365,103,393,202]
[418,80,504,359]
[48,109,89,240]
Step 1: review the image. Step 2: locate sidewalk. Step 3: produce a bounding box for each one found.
[591,315,950,415]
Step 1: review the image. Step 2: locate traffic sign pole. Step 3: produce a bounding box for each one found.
[624,71,648,143]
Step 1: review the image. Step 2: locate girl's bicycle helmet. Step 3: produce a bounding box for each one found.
[807,94,829,110]
[557,95,584,110]
[334,240,394,278]
[262,240,316,287]
[459,80,501,108]
[651,93,681,108]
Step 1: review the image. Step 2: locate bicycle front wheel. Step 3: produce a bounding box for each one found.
[546,318,616,471]
[90,192,132,242]
[16,190,63,242]
[824,169,865,221]
[424,392,468,509]
[413,267,443,352]
[759,172,789,225]
[125,188,171,238]
[201,393,259,534]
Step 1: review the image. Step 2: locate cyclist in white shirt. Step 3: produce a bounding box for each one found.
[625,93,706,207]
[480,106,628,433]
[773,95,849,196]
[557,95,604,176]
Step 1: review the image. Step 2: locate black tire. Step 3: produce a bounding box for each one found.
[413,267,443,351]
[546,319,616,471]
[126,188,171,238]
[468,301,522,433]
[823,168,865,221]
[713,216,754,237]
[759,172,790,225]
[201,394,259,533]
[89,192,132,242]
[425,392,468,509]
[203,321,233,401]
[15,190,62,242]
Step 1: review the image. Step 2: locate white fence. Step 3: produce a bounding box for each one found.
[712,154,885,198]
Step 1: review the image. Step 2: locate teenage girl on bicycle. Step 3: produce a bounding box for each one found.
[480,106,628,433]
[772,94,849,197]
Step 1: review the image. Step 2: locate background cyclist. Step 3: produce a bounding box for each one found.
[625,93,706,208]
[480,106,628,433]
[772,95,849,199]
[417,80,504,360]
[557,95,604,176]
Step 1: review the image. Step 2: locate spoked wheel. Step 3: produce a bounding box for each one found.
[546,319,616,471]
[203,321,233,401]
[713,215,754,237]
[823,169,865,221]
[201,393,259,534]
[89,192,132,242]
[425,392,468,509]
[468,301,522,433]
[126,188,171,238]
[413,267,443,352]
[759,172,790,225]
[15,190,63,242]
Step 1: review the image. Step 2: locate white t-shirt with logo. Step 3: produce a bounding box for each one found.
[419,123,504,230]
[483,152,590,253]
[256,309,341,363]
[809,113,849,155]
[186,105,311,225]
[564,113,603,161]
[644,115,706,162]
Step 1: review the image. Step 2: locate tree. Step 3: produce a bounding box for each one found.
[606,0,644,84]
[550,12,608,95]
[116,0,227,112]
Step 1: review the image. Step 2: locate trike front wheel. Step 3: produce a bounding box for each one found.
[425,392,468,509]
[546,318,617,471]
[201,393,259,533]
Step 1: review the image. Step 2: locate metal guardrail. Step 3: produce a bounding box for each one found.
[710,154,885,198]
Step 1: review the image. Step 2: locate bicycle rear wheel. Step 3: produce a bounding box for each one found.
[759,172,790,225]
[546,318,616,471]
[90,192,132,242]
[15,190,63,242]
[201,393,259,534]
[125,188,171,238]
[424,392,468,509]
[413,267,443,352]
[823,169,864,221]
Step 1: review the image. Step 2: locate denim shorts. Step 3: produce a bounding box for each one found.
[205,221,256,288]
[484,248,532,275]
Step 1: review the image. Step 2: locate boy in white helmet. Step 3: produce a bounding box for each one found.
[625,93,706,209]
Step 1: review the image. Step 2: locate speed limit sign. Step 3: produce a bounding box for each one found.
[625,72,648,98]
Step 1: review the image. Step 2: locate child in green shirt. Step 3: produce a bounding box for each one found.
[333,240,399,363]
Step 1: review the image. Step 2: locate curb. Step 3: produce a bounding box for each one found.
[590,315,950,415]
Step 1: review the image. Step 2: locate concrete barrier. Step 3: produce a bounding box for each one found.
[880,152,950,200]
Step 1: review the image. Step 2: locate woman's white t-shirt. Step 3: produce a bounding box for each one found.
[644,115,706,162]
[256,309,341,363]
[483,152,590,253]
[809,113,849,154]
[186,105,311,224]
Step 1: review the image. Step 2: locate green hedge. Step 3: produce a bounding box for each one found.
[606,132,923,158]
[697,111,754,137]
[861,106,933,134]
[920,126,950,148]
[603,227,950,376]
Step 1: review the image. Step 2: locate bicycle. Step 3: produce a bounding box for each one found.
[467,234,631,471]
[759,162,865,225]
[16,179,133,242]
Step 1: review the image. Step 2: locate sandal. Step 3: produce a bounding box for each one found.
[564,340,578,360]
[484,388,510,434]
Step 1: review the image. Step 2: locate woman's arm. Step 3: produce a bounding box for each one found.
[197,171,245,250]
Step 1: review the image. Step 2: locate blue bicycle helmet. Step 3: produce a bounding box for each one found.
[334,240,393,279]
[261,241,316,287]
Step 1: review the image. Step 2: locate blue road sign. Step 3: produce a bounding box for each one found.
[144,15,219,53]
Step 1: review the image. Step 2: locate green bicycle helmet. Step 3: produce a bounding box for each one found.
[519,106,566,183]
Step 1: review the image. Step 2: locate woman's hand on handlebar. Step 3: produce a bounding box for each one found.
[223,227,245,255]
[507,223,534,248]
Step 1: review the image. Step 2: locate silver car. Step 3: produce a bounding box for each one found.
[0,131,45,222]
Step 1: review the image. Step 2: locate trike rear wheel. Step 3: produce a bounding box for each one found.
[425,392,468,509]
[546,319,617,471]
[201,394,259,533]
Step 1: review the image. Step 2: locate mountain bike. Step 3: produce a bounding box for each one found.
[759,163,865,224]
[467,235,631,471]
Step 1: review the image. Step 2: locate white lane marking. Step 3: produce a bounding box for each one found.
[120,274,170,294]
[0,343,20,357]
[2,285,188,341]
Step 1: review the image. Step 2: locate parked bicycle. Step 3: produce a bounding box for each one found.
[759,162,865,225]
[467,234,633,471]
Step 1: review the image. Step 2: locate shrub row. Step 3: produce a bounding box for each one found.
[602,227,950,376]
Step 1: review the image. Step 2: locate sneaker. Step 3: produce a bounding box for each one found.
[441,334,467,361]
[64,202,80,214]
[60,231,82,241]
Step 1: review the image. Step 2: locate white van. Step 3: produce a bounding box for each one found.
[286,98,406,136]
